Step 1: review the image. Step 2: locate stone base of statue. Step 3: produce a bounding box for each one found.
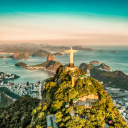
[69,63,74,67]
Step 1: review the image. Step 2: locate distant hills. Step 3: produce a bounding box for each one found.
[0,44,94,60]
[79,63,128,90]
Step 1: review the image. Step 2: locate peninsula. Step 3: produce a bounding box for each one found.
[15,53,62,74]
[79,63,128,90]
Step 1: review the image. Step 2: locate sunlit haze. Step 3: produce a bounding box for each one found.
[0,0,128,45]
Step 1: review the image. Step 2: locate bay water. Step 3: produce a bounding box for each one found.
[0,46,128,83]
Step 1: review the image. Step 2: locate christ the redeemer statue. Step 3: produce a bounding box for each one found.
[65,47,78,67]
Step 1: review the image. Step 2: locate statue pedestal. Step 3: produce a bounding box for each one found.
[69,63,74,67]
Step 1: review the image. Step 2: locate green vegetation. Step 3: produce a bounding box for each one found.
[97,63,111,70]
[0,87,20,99]
[79,63,128,90]
[33,60,61,68]
[80,63,94,70]
[0,91,13,108]
[0,95,40,128]
[15,62,28,68]
[0,65,127,128]
[16,60,62,73]
[30,66,127,128]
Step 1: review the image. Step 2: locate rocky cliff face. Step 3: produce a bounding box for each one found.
[47,53,55,61]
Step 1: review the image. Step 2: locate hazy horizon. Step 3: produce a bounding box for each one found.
[0,0,128,45]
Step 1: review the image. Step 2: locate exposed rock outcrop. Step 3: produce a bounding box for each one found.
[47,53,55,61]
[13,52,20,59]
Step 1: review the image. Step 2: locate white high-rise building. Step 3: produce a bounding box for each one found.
[38,83,42,99]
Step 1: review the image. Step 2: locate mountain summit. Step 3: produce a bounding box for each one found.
[30,65,128,128]
[47,53,55,61]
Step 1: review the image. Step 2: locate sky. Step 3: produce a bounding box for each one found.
[0,0,128,45]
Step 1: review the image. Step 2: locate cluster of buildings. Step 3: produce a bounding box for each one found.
[104,86,128,124]
[105,87,128,97]
[112,97,128,124]
[0,72,18,81]
[0,81,44,99]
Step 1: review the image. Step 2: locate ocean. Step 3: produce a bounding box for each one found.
[0,46,128,83]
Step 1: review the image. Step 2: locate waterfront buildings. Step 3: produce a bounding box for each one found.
[0,81,44,99]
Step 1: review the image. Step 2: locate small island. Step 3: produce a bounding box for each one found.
[15,62,29,68]
[99,50,105,52]
[112,51,118,54]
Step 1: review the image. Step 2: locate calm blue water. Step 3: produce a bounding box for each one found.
[0,46,128,83]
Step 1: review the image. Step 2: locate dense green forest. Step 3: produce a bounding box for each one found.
[29,66,128,128]
[79,63,128,90]
[0,95,40,128]
[0,91,13,108]
[0,87,20,99]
